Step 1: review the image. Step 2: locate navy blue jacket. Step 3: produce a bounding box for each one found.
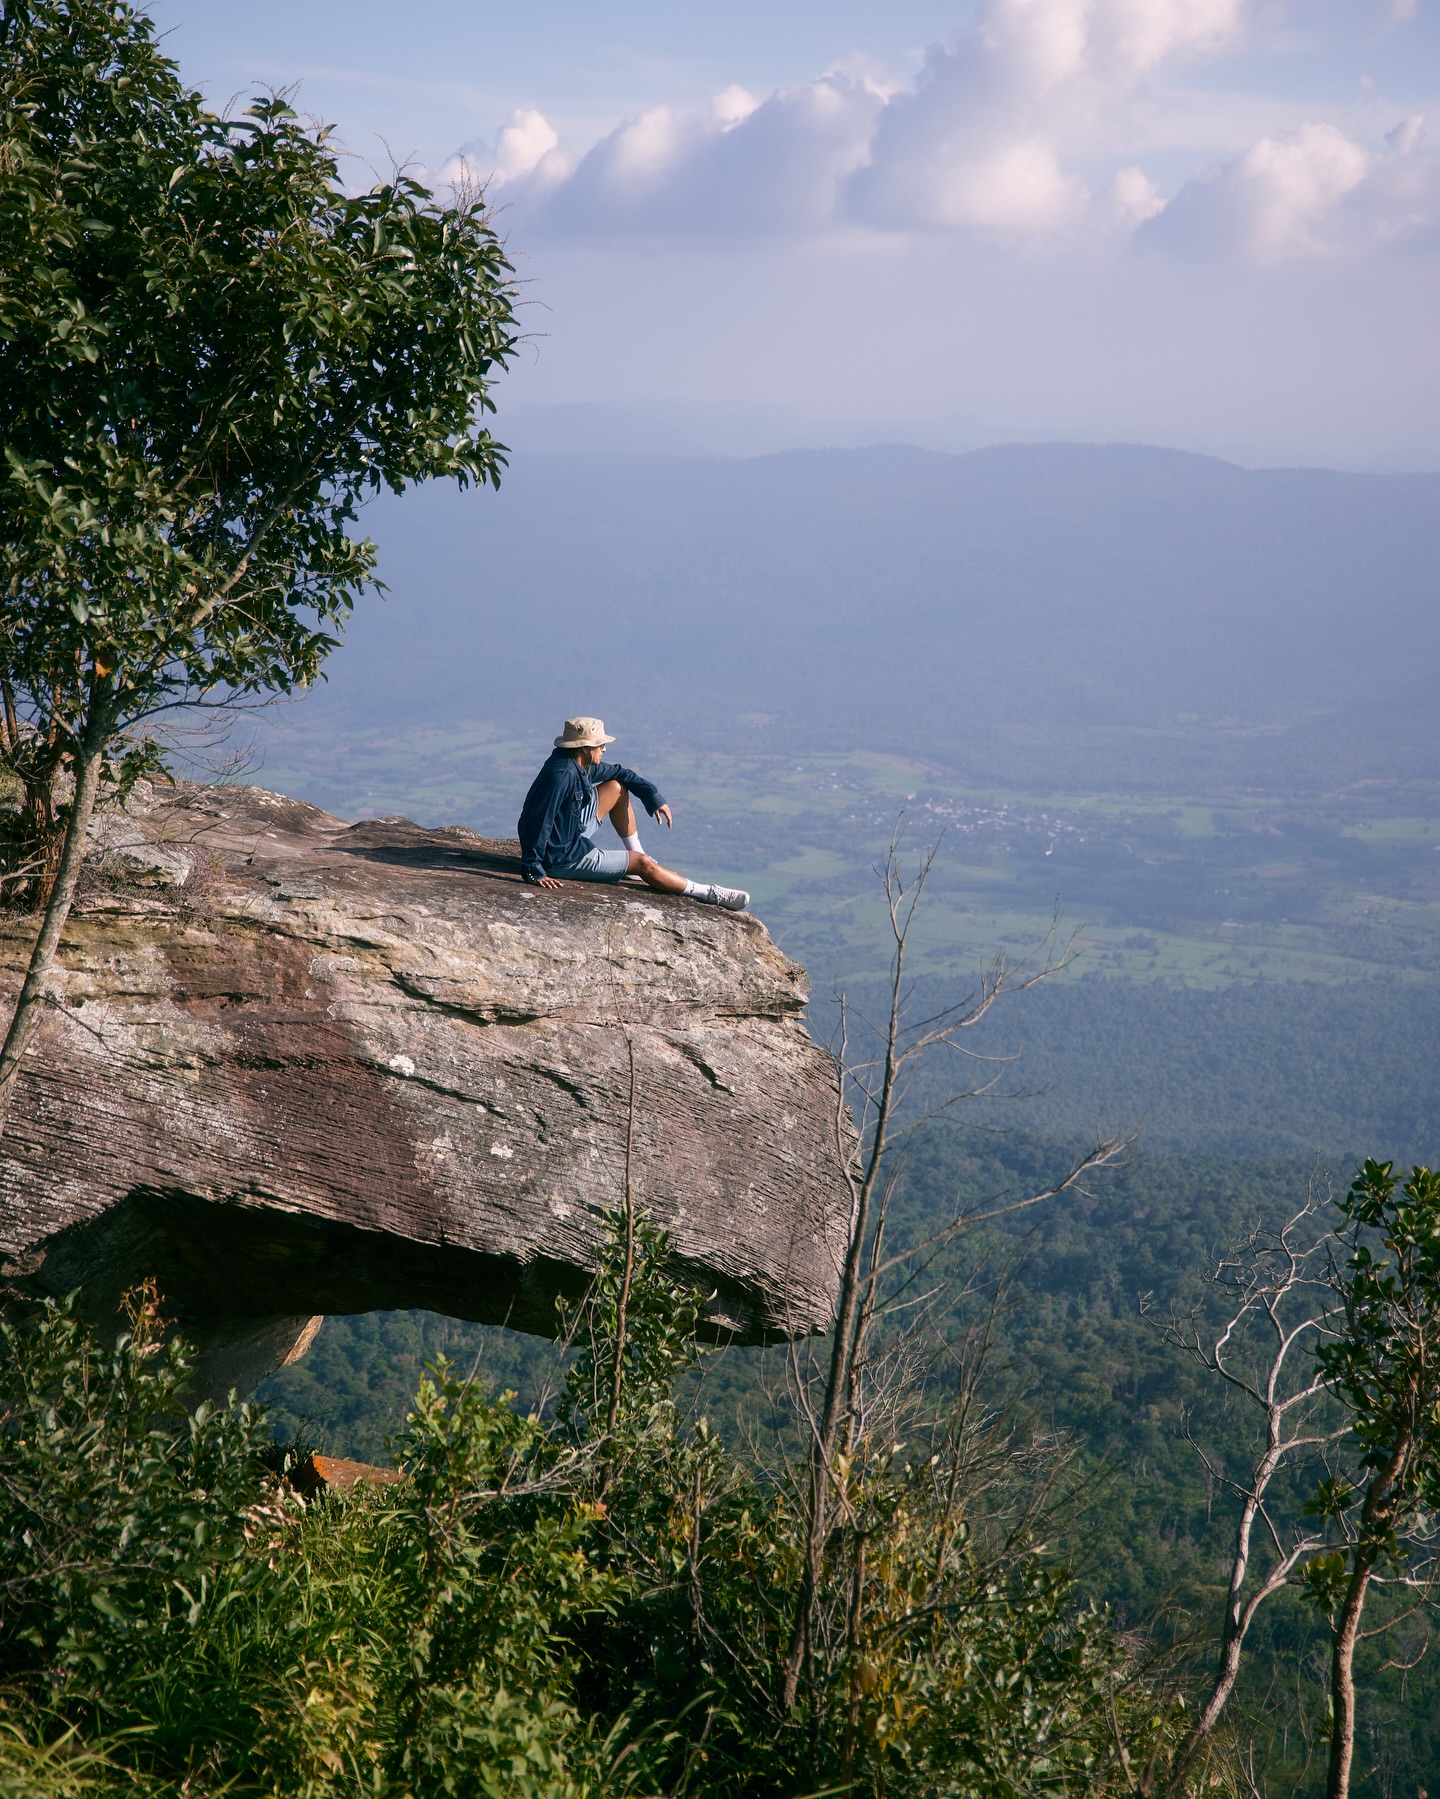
[517,751,667,883]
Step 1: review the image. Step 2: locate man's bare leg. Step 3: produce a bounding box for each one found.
[591,778,747,907]
[588,782,679,887]
[595,779,637,841]
[623,852,748,910]
[625,851,687,893]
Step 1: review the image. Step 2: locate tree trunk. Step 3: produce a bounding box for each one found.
[1160,1576,1252,1790]
[782,928,905,1713]
[1325,1434,1410,1799]
[17,766,64,903]
[1326,1551,1372,1799]
[1158,1444,1293,1796]
[780,1091,881,1711]
[0,720,108,1134]
[840,1534,868,1783]
[0,687,66,908]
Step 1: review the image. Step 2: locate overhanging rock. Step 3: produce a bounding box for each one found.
[0,787,851,1397]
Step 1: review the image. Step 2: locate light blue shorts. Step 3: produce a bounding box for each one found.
[549,842,631,883]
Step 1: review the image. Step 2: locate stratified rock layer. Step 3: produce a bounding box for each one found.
[0,787,849,1395]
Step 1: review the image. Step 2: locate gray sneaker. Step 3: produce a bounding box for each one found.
[709,885,750,911]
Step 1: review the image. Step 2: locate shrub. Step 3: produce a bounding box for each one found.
[0,1226,1168,1797]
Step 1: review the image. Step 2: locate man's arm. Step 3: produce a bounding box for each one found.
[592,760,667,817]
[517,761,572,883]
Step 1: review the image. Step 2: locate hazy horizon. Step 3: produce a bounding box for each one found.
[492,402,1440,472]
[239,442,1440,804]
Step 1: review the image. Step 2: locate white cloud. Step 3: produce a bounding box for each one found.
[1142,115,1440,260]
[843,0,1246,231]
[491,109,560,184]
[508,76,883,236]
[1144,122,1368,259]
[872,135,1086,232]
[712,85,761,129]
[448,107,569,193]
[1349,120,1440,253]
[1102,164,1167,229]
[447,0,1438,260]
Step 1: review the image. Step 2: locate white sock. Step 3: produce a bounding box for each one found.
[683,880,713,901]
[622,831,643,853]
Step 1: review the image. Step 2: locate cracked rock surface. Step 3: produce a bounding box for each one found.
[0,786,850,1397]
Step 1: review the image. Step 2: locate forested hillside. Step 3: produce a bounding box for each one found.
[889,973,1440,1160]
[261,1125,1440,1793]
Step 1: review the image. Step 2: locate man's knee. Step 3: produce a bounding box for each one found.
[634,852,659,877]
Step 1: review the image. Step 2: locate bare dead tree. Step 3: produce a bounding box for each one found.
[604,1036,640,1444]
[1143,1197,1346,1796]
[779,824,1129,1713]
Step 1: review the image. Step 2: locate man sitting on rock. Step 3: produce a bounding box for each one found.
[518,716,750,911]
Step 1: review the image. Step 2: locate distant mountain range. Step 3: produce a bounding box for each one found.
[274,443,1440,790]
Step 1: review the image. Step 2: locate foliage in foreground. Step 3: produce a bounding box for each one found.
[0,1222,1172,1799]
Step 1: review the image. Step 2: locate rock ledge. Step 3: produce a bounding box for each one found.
[0,787,849,1395]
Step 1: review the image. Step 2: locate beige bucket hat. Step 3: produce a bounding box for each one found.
[554,715,616,750]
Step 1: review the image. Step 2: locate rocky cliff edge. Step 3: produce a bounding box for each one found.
[0,786,850,1396]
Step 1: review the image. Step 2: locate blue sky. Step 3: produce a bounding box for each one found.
[149,0,1439,466]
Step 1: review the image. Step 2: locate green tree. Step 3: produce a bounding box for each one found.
[0,1283,270,1698]
[0,0,517,1126]
[1308,1160,1440,1799]
[1154,1162,1440,1797]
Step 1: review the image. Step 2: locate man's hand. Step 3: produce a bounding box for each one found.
[534,875,564,890]
[656,804,673,829]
